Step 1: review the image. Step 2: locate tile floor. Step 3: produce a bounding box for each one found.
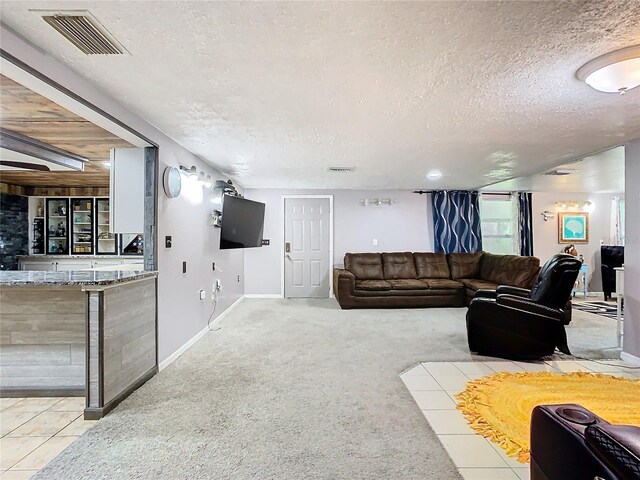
[0,397,96,479]
[400,359,640,480]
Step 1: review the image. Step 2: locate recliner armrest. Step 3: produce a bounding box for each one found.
[474,289,497,299]
[586,424,640,480]
[497,294,565,321]
[496,285,531,297]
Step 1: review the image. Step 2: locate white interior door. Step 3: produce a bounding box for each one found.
[284,197,330,298]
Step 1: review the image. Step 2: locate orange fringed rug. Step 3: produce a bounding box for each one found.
[455,371,640,463]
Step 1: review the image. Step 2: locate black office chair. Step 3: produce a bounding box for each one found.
[466,254,582,359]
[601,246,624,301]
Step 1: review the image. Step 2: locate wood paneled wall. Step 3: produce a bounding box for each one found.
[0,286,86,393]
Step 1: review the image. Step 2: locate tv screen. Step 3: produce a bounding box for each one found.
[219,195,266,249]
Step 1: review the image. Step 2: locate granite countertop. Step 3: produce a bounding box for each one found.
[0,270,157,286]
[17,255,143,259]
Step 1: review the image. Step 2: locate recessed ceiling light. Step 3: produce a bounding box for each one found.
[577,45,640,94]
[426,170,442,180]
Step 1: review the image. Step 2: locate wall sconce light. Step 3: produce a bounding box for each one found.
[541,210,555,222]
[179,166,215,188]
[179,165,198,178]
[555,201,595,213]
[361,198,395,206]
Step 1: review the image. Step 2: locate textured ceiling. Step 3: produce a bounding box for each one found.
[484,146,625,193]
[1,1,639,189]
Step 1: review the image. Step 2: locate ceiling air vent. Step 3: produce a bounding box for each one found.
[41,12,126,55]
[543,169,577,176]
[328,166,354,173]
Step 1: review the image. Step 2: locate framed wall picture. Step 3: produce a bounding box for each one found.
[558,212,589,244]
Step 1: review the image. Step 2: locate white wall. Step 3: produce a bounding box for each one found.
[1,26,244,362]
[532,192,621,292]
[623,139,640,360]
[243,189,433,295]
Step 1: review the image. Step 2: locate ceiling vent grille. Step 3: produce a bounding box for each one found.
[543,169,577,176]
[42,13,125,55]
[328,166,354,173]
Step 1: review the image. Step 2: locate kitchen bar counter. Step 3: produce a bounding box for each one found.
[0,270,158,419]
[0,270,154,286]
[17,255,143,259]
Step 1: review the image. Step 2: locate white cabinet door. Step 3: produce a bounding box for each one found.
[55,261,93,271]
[20,260,56,271]
[92,259,123,269]
[110,148,145,234]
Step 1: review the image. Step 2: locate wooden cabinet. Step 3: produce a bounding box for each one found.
[110,148,145,234]
[19,257,143,271]
[20,260,57,271]
[55,261,94,271]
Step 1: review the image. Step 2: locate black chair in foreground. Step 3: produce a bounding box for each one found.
[601,245,624,301]
[466,253,582,359]
[530,404,640,480]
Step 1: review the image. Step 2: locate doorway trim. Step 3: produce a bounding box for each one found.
[280,195,334,299]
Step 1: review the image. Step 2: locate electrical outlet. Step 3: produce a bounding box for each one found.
[199,289,205,300]
[215,279,222,290]
[212,262,215,271]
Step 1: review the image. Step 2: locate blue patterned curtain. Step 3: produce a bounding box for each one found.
[518,192,533,256]
[431,191,483,253]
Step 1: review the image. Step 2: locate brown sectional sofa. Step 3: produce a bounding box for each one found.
[333,251,540,309]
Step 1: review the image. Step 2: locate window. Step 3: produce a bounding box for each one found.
[480,193,518,255]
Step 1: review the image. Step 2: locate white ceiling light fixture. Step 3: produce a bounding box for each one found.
[427,170,443,180]
[576,45,640,94]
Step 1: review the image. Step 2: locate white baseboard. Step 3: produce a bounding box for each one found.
[620,351,640,366]
[244,294,283,299]
[159,295,246,371]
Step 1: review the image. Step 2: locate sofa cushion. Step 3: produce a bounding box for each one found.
[355,279,392,291]
[387,279,429,290]
[345,253,384,280]
[448,252,484,279]
[414,252,451,279]
[423,278,464,290]
[480,252,540,288]
[382,252,418,279]
[458,278,498,291]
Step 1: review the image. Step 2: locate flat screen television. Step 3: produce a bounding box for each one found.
[219,195,266,249]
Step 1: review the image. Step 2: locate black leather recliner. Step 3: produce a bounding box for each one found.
[466,254,582,359]
[530,404,640,480]
[601,246,624,301]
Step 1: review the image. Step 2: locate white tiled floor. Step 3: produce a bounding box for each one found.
[400,359,640,480]
[0,397,96,479]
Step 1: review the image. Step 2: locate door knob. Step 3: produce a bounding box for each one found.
[286,254,292,260]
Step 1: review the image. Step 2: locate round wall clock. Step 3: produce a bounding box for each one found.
[163,166,182,198]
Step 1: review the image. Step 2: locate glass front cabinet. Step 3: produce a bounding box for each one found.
[46,199,69,255]
[71,198,94,254]
[95,198,118,255]
[30,196,126,257]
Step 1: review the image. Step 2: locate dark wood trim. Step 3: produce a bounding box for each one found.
[83,366,157,420]
[1,387,84,398]
[0,49,158,149]
[1,128,87,170]
[0,182,27,195]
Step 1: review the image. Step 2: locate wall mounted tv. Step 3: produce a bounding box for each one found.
[219,195,266,249]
